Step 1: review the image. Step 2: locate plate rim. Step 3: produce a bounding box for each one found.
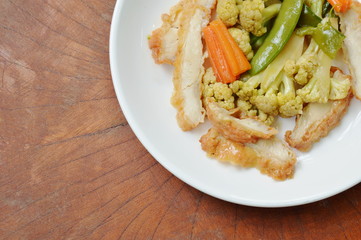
[109,0,361,208]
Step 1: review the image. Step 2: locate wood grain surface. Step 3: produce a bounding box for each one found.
[0,0,360,239]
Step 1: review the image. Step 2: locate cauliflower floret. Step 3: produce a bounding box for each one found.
[296,50,332,104]
[228,28,254,60]
[236,99,275,125]
[284,55,319,86]
[283,39,319,86]
[213,82,235,109]
[202,68,235,110]
[283,60,297,77]
[231,76,261,101]
[294,54,319,86]
[236,99,254,113]
[217,0,239,27]
[278,94,303,118]
[257,110,275,126]
[277,72,303,118]
[238,0,266,37]
[202,67,217,98]
[230,80,244,94]
[329,70,351,100]
[251,93,279,116]
[203,69,275,125]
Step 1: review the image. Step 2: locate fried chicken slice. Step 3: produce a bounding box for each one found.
[200,128,296,181]
[338,1,361,100]
[285,91,353,152]
[149,0,216,65]
[171,0,216,131]
[205,99,277,143]
[148,1,185,65]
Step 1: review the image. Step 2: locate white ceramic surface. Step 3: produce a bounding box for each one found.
[109,0,361,207]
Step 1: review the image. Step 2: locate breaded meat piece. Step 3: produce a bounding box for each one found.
[148,1,185,65]
[200,128,296,181]
[338,2,361,100]
[205,99,277,143]
[247,137,297,180]
[171,0,216,131]
[149,0,216,65]
[285,91,353,152]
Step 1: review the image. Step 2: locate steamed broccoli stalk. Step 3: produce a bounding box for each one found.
[238,0,281,36]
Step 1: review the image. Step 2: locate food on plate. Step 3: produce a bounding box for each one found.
[285,88,353,152]
[238,0,281,37]
[338,1,361,99]
[205,98,277,143]
[149,0,217,65]
[217,0,239,27]
[160,0,217,131]
[149,0,360,180]
[249,0,304,75]
[228,28,254,60]
[148,1,184,65]
[200,128,296,180]
[328,0,352,13]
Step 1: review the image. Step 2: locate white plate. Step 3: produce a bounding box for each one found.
[110,0,361,207]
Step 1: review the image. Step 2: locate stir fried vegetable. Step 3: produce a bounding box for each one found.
[203,19,251,83]
[327,0,352,13]
[250,0,304,75]
[297,19,345,58]
[298,4,322,27]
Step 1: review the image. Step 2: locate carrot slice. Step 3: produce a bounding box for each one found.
[210,19,251,76]
[203,26,235,84]
[209,21,242,76]
[327,0,351,13]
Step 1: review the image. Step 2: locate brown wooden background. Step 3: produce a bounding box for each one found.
[0,0,360,239]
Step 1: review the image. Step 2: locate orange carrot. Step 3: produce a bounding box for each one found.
[327,0,352,13]
[209,21,242,76]
[210,19,251,76]
[203,26,236,84]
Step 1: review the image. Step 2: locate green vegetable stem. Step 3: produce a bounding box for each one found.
[298,4,322,27]
[296,20,345,58]
[250,0,304,76]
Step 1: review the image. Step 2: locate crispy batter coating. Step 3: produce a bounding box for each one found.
[200,128,296,181]
[205,99,277,143]
[200,128,259,167]
[285,91,353,152]
[171,0,216,131]
[148,0,185,65]
[339,2,361,100]
[149,0,217,65]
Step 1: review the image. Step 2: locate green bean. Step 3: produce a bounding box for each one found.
[250,0,304,76]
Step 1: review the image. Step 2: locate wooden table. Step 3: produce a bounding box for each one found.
[1,1,360,239]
